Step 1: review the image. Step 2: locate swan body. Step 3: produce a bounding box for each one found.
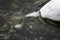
[15,0,60,29]
[26,0,60,21]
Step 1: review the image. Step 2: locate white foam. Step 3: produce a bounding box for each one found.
[15,24,22,29]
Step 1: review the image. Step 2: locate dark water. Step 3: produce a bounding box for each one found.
[0,0,60,40]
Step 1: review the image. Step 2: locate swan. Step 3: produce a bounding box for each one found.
[15,0,60,28]
[26,0,60,21]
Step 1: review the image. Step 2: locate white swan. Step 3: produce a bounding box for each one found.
[26,0,60,21]
[15,0,60,28]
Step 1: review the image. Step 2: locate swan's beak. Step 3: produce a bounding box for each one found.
[25,11,40,17]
